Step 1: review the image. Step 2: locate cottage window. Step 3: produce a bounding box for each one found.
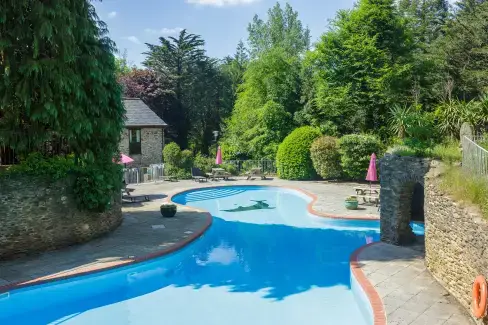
[129,129,141,155]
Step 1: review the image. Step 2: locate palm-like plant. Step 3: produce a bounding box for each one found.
[388,104,412,139]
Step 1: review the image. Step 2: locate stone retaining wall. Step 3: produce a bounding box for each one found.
[425,165,487,324]
[0,175,122,260]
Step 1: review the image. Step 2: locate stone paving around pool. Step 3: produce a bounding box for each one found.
[358,243,474,325]
[0,178,473,325]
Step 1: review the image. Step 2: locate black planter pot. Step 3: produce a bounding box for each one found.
[160,205,177,218]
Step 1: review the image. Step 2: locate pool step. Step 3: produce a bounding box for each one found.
[183,189,246,202]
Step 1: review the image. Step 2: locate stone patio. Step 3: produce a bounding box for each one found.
[358,242,474,325]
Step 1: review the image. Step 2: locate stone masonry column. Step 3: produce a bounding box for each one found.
[379,154,430,245]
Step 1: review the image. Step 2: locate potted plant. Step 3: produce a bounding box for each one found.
[160,203,177,218]
[345,196,359,210]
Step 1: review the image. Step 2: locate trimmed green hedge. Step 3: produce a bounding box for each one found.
[163,142,181,165]
[310,136,342,179]
[339,134,383,180]
[276,126,321,180]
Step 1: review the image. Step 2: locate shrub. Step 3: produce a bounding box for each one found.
[73,161,122,212]
[163,142,181,165]
[194,153,215,172]
[6,153,122,212]
[310,136,342,179]
[339,134,383,180]
[222,163,238,176]
[180,150,194,171]
[276,126,321,180]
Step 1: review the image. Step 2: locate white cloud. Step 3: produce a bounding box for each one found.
[126,36,141,44]
[186,0,260,6]
[108,11,117,18]
[144,27,184,35]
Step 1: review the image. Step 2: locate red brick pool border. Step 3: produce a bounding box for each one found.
[0,184,385,325]
[350,243,387,325]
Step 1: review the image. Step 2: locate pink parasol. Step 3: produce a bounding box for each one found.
[215,146,222,165]
[365,153,378,182]
[118,154,134,165]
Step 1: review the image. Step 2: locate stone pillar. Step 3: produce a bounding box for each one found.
[379,154,430,245]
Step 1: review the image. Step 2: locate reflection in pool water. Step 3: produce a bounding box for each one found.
[0,186,424,325]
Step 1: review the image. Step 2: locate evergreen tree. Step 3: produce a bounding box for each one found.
[0,0,125,161]
[144,29,206,148]
[429,1,488,100]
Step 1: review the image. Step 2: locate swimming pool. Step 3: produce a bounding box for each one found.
[0,186,424,325]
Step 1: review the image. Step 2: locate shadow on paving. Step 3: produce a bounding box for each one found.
[2,213,393,324]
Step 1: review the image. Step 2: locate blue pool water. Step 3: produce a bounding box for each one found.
[0,186,424,325]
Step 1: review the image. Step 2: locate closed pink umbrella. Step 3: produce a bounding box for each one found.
[366,153,378,195]
[365,153,377,182]
[215,146,222,165]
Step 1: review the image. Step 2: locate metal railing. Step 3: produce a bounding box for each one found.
[224,159,277,175]
[462,136,488,176]
[123,163,165,185]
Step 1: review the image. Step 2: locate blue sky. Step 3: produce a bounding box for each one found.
[92,0,361,66]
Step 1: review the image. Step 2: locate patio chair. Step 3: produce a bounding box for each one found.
[191,167,208,182]
[121,180,150,203]
[246,168,267,180]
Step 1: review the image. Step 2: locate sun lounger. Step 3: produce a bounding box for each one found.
[246,168,267,180]
[192,167,208,182]
[122,194,150,203]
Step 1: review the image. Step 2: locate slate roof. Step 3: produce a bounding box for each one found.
[123,98,167,128]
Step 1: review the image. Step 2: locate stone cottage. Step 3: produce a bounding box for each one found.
[120,98,167,166]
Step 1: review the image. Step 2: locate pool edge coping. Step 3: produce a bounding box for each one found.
[0,184,385,325]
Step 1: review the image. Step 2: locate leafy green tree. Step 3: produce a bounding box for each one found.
[0,0,124,160]
[303,0,414,135]
[247,2,310,58]
[222,47,301,159]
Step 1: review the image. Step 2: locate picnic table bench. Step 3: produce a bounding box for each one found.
[207,168,231,180]
[353,187,380,207]
[245,168,267,180]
